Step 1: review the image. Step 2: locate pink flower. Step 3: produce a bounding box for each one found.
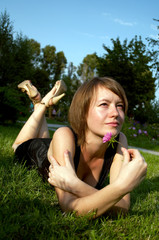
[103,132,112,143]
[103,132,119,148]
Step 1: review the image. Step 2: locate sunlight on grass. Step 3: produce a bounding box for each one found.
[0,124,159,239]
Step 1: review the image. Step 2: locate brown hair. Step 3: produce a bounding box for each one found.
[68,77,128,146]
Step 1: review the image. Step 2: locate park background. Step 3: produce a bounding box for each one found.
[0,0,159,124]
[0,0,159,239]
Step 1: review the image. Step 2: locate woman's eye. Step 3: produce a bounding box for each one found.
[117,104,124,109]
[100,103,108,106]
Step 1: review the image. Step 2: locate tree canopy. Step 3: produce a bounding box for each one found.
[96,37,156,121]
[0,10,158,124]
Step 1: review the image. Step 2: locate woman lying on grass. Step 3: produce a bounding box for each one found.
[12,77,147,218]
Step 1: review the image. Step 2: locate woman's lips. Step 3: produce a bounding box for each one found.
[106,122,119,127]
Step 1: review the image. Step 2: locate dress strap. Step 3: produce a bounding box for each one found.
[68,127,81,172]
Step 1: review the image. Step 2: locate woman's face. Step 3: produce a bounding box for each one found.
[86,86,125,139]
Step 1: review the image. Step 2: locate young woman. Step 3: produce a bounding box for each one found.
[12,77,147,218]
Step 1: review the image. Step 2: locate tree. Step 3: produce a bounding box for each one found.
[54,51,67,82]
[97,37,156,121]
[0,11,37,122]
[60,62,81,121]
[147,19,159,89]
[0,10,14,86]
[28,39,41,68]
[128,36,155,111]
[41,45,67,87]
[0,10,69,122]
[77,53,98,82]
[32,68,50,97]
[41,45,56,76]
[0,10,18,122]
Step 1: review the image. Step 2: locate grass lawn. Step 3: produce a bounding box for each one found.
[0,123,159,239]
[122,118,159,152]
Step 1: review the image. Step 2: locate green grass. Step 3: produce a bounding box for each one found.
[0,124,159,239]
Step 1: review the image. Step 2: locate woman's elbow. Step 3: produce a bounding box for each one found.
[121,203,130,215]
[119,201,130,215]
[58,193,77,213]
[58,196,95,217]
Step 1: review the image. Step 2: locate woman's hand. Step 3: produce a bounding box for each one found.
[116,148,147,194]
[48,150,78,192]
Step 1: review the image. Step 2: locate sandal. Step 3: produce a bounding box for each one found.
[41,80,67,107]
[18,80,41,104]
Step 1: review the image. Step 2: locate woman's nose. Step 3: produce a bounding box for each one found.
[109,105,119,117]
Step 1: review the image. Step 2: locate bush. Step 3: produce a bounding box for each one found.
[122,117,159,151]
[132,100,159,124]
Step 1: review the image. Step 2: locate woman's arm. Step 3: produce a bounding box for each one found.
[48,147,129,214]
[48,128,147,218]
[51,147,147,218]
[47,127,97,197]
[48,153,98,197]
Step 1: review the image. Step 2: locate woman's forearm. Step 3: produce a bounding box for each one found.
[58,181,126,218]
[111,194,130,214]
[69,177,97,197]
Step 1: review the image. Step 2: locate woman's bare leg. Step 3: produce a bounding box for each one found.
[34,103,49,138]
[12,103,49,151]
[12,85,58,151]
[12,80,66,151]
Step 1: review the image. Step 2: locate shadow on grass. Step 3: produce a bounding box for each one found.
[1,193,99,239]
[1,196,64,239]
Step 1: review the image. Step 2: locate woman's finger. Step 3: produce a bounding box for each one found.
[128,149,145,162]
[121,147,130,164]
[49,155,60,166]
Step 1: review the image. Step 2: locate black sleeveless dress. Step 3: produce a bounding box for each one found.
[14,131,119,190]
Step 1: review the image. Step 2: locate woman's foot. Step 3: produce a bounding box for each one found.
[41,80,67,107]
[18,80,41,104]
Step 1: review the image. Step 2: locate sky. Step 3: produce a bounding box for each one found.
[1,0,159,99]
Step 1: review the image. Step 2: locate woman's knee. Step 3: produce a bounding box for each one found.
[12,143,19,152]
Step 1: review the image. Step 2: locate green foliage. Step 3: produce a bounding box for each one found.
[77,53,98,82]
[146,19,159,82]
[97,37,156,121]
[60,62,81,121]
[132,100,159,124]
[0,11,37,122]
[54,51,67,81]
[1,124,159,239]
[0,10,158,125]
[122,117,159,151]
[0,10,14,87]
[41,45,67,85]
[27,38,41,68]
[41,45,56,74]
[0,10,68,123]
[32,68,50,97]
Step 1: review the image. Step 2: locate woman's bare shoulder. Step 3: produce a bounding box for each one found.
[53,126,74,138]
[52,127,76,149]
[49,127,76,165]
